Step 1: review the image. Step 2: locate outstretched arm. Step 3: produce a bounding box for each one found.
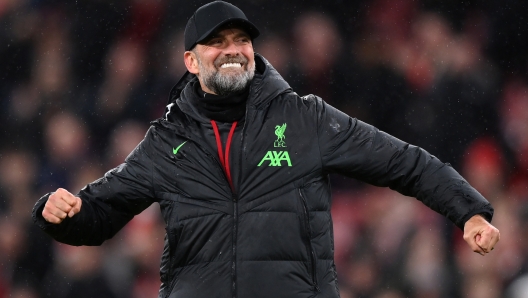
[314,98,498,252]
[33,127,157,246]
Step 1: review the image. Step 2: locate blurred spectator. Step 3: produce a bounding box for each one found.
[69,163,105,195]
[66,0,129,84]
[0,150,53,297]
[403,225,447,297]
[461,274,501,298]
[41,244,118,298]
[507,274,528,298]
[0,0,36,98]
[140,28,188,118]
[254,33,292,77]
[105,120,149,168]
[0,150,37,211]
[2,5,72,151]
[288,11,350,111]
[461,137,507,201]
[500,79,528,177]
[88,38,149,147]
[404,11,497,167]
[122,205,165,298]
[353,6,499,168]
[485,0,528,76]
[514,205,528,281]
[39,111,91,192]
[348,0,417,129]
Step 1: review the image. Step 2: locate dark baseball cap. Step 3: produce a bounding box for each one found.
[184,1,260,51]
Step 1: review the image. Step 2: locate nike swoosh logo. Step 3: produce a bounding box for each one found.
[173,141,187,155]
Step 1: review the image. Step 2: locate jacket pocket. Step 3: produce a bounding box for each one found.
[161,228,179,298]
[162,200,182,298]
[298,188,320,292]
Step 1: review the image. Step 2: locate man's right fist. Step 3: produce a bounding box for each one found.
[42,188,82,224]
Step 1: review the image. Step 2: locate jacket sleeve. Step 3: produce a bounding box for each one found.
[315,97,493,229]
[32,127,157,246]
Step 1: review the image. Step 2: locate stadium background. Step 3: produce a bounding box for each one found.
[1,0,528,297]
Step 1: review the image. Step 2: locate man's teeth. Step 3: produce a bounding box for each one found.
[221,63,242,68]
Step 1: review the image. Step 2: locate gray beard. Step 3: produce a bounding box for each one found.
[197,56,255,96]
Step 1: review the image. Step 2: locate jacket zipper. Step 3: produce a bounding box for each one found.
[298,188,320,292]
[230,108,252,298]
[231,193,238,298]
[196,126,239,298]
[210,120,240,298]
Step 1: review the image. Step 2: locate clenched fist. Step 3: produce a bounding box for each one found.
[42,188,82,224]
[463,214,500,255]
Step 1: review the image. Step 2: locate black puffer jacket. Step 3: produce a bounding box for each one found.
[33,54,493,298]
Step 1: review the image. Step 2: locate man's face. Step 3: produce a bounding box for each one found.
[184,27,255,96]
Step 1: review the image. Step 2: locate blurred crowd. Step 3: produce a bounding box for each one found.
[1,0,528,297]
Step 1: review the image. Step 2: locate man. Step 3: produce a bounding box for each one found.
[32,1,500,297]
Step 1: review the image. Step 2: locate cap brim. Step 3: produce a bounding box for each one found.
[195,18,260,45]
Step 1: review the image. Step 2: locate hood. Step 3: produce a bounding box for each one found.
[166,53,292,109]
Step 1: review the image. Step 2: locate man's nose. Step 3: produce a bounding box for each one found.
[223,41,240,56]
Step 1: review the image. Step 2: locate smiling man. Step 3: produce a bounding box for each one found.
[186,27,256,96]
[33,1,500,298]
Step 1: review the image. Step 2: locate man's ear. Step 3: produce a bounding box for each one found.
[184,51,200,74]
